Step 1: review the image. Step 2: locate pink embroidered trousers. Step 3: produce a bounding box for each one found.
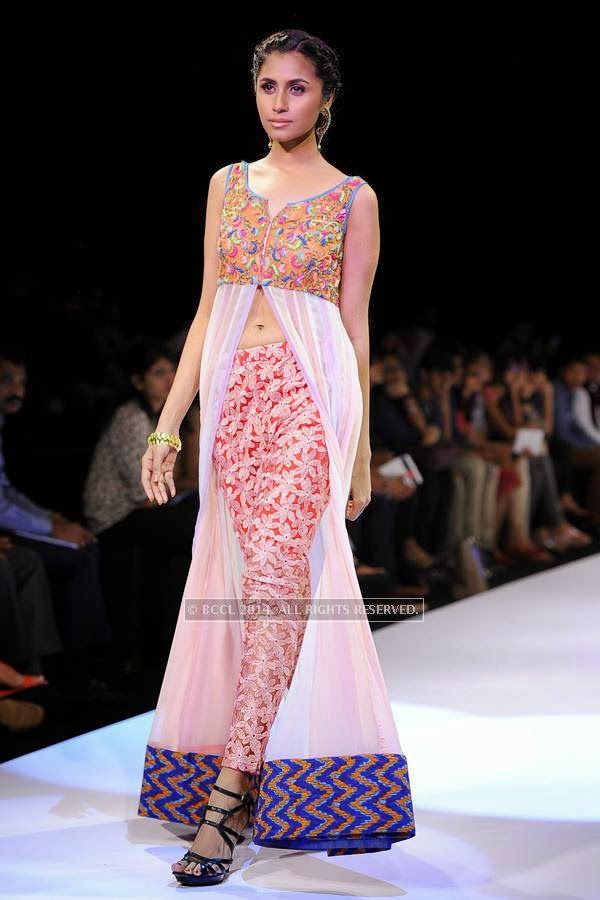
[212,339,330,773]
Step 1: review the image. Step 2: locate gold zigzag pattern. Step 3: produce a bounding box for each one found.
[138,745,414,849]
[254,753,411,841]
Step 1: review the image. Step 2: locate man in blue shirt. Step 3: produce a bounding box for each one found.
[1,413,65,535]
[0,343,112,665]
[553,367,599,449]
[552,352,600,518]
[0,386,96,545]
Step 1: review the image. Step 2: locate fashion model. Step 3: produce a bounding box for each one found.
[138,28,415,887]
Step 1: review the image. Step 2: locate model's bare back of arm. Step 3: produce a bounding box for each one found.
[338,184,379,517]
[140,165,228,504]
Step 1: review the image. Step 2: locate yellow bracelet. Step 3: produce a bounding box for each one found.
[147,430,182,453]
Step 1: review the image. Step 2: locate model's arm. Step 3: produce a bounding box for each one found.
[141,163,228,504]
[155,164,229,435]
[338,183,380,465]
[338,183,379,521]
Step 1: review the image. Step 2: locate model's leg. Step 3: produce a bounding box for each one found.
[221,342,330,774]
[174,342,329,877]
[173,349,258,877]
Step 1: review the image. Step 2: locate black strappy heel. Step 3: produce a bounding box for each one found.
[172,782,254,886]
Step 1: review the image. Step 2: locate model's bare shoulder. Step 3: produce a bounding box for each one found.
[353,180,378,209]
[206,163,232,203]
[209,163,232,186]
[345,180,378,237]
[197,164,235,312]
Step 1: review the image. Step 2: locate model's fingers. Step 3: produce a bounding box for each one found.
[164,470,176,498]
[152,455,169,504]
[159,475,168,504]
[141,455,154,501]
[153,475,165,505]
[151,451,165,503]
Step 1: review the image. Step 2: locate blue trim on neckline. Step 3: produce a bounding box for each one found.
[241,159,358,214]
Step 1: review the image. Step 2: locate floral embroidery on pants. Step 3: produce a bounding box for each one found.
[213,339,330,773]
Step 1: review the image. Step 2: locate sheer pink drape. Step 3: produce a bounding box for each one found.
[145,281,402,762]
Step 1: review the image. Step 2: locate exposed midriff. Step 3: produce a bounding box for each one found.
[235,284,286,350]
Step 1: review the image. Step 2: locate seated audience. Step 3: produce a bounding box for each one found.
[583,352,600,430]
[0,341,113,691]
[453,353,551,564]
[483,356,590,552]
[347,354,426,595]
[572,354,600,443]
[0,659,46,733]
[371,353,444,571]
[0,535,62,677]
[552,351,600,518]
[83,337,200,672]
[415,345,461,556]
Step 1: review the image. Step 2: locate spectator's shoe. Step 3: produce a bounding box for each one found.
[503,541,554,564]
[491,547,514,566]
[0,698,45,732]
[535,525,592,553]
[172,782,253,886]
[560,525,594,548]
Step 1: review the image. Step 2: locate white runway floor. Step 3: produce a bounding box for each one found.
[1,553,599,899]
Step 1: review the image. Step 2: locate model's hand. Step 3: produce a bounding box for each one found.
[141,443,177,505]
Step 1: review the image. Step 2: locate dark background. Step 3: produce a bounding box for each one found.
[5,5,598,380]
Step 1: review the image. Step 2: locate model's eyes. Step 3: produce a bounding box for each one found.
[261,84,305,94]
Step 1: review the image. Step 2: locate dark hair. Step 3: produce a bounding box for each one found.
[420,344,455,374]
[464,348,492,368]
[124,336,174,381]
[0,340,28,368]
[121,336,176,423]
[251,29,343,138]
[550,346,587,376]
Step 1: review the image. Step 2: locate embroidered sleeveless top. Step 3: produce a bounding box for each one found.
[216,160,368,307]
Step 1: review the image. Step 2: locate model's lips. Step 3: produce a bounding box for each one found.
[270,120,292,125]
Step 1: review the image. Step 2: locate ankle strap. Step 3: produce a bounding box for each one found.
[213,782,249,802]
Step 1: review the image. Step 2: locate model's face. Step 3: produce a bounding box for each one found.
[0,360,26,416]
[256,51,328,148]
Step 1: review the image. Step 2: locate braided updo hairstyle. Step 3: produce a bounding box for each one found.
[251,29,343,147]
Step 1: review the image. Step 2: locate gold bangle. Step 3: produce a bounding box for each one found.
[147,430,182,453]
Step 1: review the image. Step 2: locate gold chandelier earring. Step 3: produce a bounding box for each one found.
[316,106,332,150]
